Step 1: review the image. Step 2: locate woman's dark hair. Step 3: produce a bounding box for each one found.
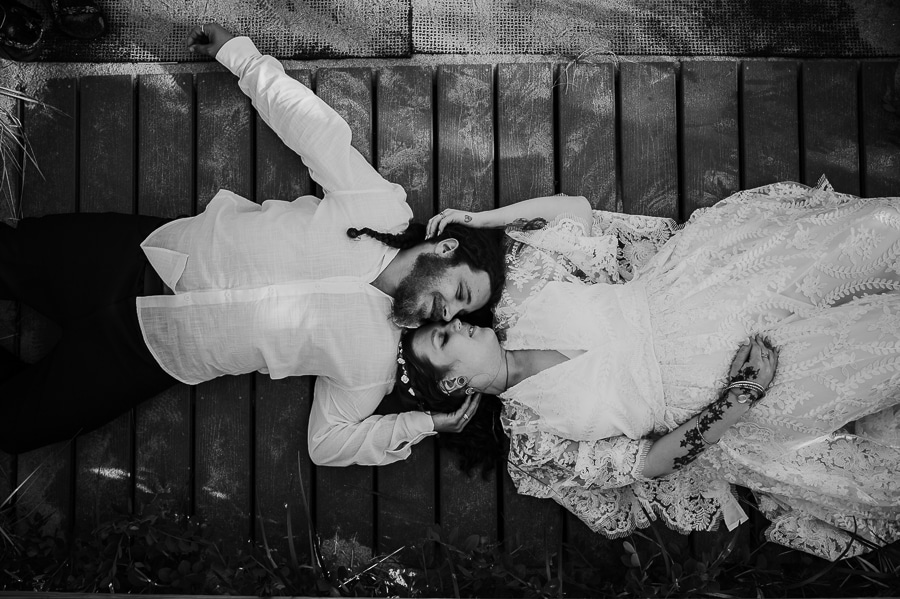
[396,329,507,477]
[440,395,507,478]
[348,222,506,310]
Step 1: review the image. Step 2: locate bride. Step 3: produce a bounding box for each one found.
[395,179,900,561]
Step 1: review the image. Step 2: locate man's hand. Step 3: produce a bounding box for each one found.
[186,23,234,58]
[431,393,481,433]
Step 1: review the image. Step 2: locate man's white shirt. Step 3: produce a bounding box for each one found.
[137,36,435,466]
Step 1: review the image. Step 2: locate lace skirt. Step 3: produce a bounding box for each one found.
[636,181,900,559]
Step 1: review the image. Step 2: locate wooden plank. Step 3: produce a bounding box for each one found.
[498,63,554,206]
[802,62,860,194]
[681,61,740,216]
[74,75,135,538]
[254,69,314,557]
[497,62,562,558]
[557,62,619,211]
[314,67,376,551]
[860,61,900,198]
[742,61,800,188]
[134,73,195,515]
[12,78,77,538]
[375,66,436,554]
[376,66,435,222]
[255,376,313,557]
[437,65,495,213]
[556,60,622,557]
[620,62,679,218]
[194,71,254,548]
[436,64,498,541]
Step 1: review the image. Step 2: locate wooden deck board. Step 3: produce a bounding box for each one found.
[15,77,78,538]
[375,65,437,555]
[742,61,801,187]
[497,62,563,557]
[436,64,499,543]
[194,71,254,546]
[681,61,740,216]
[861,62,900,197]
[3,58,900,563]
[557,62,619,212]
[313,68,377,552]
[74,74,135,538]
[620,62,679,218]
[253,69,315,557]
[134,73,194,516]
[802,62,860,193]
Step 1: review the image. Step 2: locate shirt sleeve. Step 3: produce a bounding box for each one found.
[216,36,400,195]
[308,378,436,466]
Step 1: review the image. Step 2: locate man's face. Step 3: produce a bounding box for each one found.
[392,252,492,328]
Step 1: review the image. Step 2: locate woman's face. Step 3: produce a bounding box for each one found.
[411,318,504,394]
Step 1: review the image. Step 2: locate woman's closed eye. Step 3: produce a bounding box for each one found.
[431,329,447,349]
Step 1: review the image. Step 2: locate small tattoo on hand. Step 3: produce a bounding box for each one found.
[738,366,759,380]
[464,214,472,223]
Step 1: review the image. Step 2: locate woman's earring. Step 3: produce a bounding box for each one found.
[465,387,475,396]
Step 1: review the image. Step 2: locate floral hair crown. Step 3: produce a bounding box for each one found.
[396,340,416,398]
[396,340,429,412]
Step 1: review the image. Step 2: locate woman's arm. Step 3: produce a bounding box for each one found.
[426,195,592,238]
[641,335,778,478]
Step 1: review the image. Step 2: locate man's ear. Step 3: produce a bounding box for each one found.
[439,375,467,395]
[433,238,459,257]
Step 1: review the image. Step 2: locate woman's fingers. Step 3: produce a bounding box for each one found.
[427,210,454,238]
[426,213,442,238]
[729,340,752,378]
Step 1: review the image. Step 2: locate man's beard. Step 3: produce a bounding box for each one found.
[392,253,452,327]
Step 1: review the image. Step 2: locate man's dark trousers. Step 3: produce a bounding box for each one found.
[0,212,177,454]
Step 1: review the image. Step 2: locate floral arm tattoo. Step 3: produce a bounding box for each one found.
[673,394,732,470]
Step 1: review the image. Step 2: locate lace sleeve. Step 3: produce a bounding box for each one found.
[502,401,747,538]
[590,210,682,281]
[502,399,653,493]
[495,210,681,333]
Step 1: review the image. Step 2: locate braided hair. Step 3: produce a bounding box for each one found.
[347,222,506,310]
[347,222,430,250]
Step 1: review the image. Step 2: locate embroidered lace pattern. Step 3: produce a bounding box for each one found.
[495,182,900,560]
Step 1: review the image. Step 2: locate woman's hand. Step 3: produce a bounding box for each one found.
[186,23,234,58]
[431,393,481,433]
[729,334,779,389]
[427,208,477,238]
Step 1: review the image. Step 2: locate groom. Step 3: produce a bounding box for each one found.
[0,24,503,465]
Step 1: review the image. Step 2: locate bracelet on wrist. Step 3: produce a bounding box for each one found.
[694,419,718,446]
[725,380,765,405]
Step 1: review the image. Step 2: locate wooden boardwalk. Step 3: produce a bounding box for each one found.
[1,58,899,564]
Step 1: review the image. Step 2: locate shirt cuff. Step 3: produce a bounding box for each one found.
[216,36,261,77]
[383,411,437,458]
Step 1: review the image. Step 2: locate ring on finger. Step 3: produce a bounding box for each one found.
[762,351,769,358]
[462,413,469,420]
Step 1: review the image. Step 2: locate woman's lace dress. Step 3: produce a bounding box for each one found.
[495,180,900,560]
